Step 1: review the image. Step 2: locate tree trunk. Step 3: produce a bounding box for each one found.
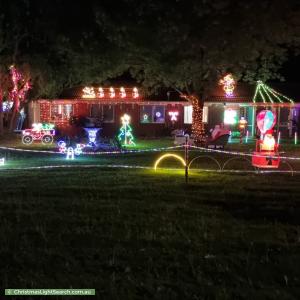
[9,101,19,132]
[0,91,3,135]
[191,96,206,143]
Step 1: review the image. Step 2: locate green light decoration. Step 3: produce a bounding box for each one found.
[118,114,136,146]
[253,81,294,104]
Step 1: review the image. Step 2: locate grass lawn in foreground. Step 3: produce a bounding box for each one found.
[0,164,300,299]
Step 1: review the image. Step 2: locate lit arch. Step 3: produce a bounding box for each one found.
[154,154,186,171]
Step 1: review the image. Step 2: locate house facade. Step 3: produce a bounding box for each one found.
[27,87,192,137]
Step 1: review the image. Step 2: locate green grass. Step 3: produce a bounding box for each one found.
[1,136,300,299]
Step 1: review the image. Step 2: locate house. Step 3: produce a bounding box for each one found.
[203,82,300,138]
[27,86,192,137]
[27,82,300,139]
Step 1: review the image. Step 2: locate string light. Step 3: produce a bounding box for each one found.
[66,147,75,160]
[154,153,186,170]
[9,65,31,111]
[168,111,179,121]
[22,123,55,145]
[132,87,139,98]
[84,128,101,146]
[82,87,95,98]
[253,81,294,104]
[219,74,236,97]
[190,96,206,142]
[118,114,135,146]
[98,87,104,98]
[120,87,126,98]
[109,87,115,98]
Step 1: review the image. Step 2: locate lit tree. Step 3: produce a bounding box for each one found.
[118,114,135,146]
[8,65,31,131]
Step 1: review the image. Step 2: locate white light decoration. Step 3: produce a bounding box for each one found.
[155,111,162,118]
[82,87,96,98]
[132,87,139,98]
[120,87,126,98]
[97,87,104,98]
[74,144,84,155]
[66,147,75,160]
[168,111,179,121]
[0,158,5,166]
[143,114,149,122]
[224,108,238,125]
[109,87,115,98]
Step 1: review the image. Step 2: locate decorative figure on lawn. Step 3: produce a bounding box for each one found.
[118,114,135,146]
[0,158,5,166]
[66,147,75,160]
[22,123,55,145]
[219,74,236,97]
[84,128,101,147]
[252,110,280,168]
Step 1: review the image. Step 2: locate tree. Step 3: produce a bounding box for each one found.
[94,0,300,141]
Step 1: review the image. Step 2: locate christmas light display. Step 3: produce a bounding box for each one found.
[256,110,276,134]
[0,158,4,166]
[8,66,31,117]
[191,96,205,142]
[224,108,238,125]
[81,86,139,99]
[74,144,84,155]
[295,132,298,145]
[168,111,179,122]
[109,87,115,98]
[132,87,139,98]
[66,147,75,160]
[84,128,101,147]
[219,74,236,97]
[120,87,126,98]
[252,110,280,168]
[97,87,104,98]
[22,123,55,145]
[82,87,96,98]
[154,153,186,170]
[58,141,67,153]
[143,114,149,122]
[253,81,294,104]
[118,114,135,146]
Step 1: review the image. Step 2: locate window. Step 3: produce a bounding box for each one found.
[140,105,165,123]
[90,104,114,123]
[51,104,73,121]
[224,108,238,125]
[184,106,193,124]
[203,106,208,123]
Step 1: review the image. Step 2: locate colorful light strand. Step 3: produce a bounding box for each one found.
[219,74,236,97]
[253,81,294,104]
[118,114,135,146]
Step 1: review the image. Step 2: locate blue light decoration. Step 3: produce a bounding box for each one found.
[0,158,5,166]
[2,101,13,112]
[84,128,101,147]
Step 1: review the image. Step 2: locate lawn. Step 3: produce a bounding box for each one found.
[1,136,300,299]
